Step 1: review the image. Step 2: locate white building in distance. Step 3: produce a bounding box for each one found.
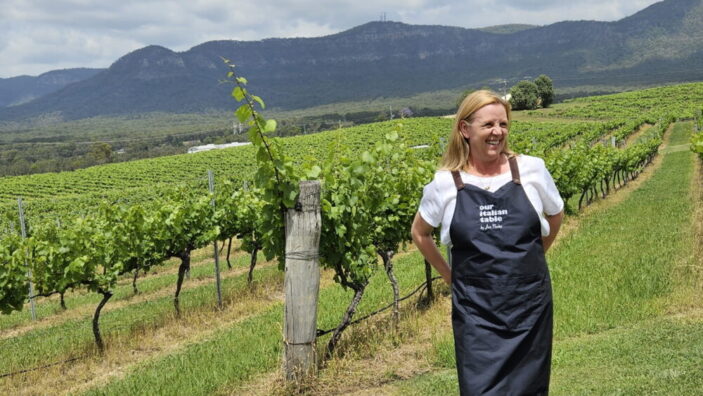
[187,142,251,154]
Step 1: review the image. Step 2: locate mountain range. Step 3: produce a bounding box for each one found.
[1,0,702,122]
[0,68,102,108]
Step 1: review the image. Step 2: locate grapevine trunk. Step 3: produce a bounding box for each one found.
[92,290,113,354]
[325,281,368,360]
[174,248,191,316]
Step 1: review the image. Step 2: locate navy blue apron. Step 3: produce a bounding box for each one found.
[450,156,552,396]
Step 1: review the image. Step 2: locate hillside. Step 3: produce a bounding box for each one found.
[0,68,102,108]
[1,0,702,121]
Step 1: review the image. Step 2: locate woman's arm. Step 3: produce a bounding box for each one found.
[542,210,564,252]
[411,212,451,285]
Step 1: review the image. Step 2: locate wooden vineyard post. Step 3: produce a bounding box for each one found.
[283,181,321,381]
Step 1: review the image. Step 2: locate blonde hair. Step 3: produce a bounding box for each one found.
[440,90,514,171]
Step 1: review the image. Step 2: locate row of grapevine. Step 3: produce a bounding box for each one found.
[540,82,703,120]
[0,118,636,230]
[3,189,224,351]
[509,120,620,156]
[545,116,672,210]
[0,92,434,362]
[224,63,438,355]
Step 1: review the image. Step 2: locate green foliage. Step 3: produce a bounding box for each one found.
[223,63,438,295]
[509,75,553,109]
[224,59,302,266]
[691,132,703,159]
[318,128,434,289]
[155,189,218,257]
[509,80,539,110]
[543,116,670,211]
[365,128,435,254]
[87,142,114,165]
[691,108,703,159]
[215,181,264,255]
[534,74,554,108]
[26,203,132,300]
[0,234,27,314]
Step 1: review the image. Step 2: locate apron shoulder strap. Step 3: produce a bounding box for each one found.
[451,170,465,190]
[508,155,521,184]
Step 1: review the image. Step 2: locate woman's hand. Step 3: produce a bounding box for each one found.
[542,210,564,252]
[411,212,452,285]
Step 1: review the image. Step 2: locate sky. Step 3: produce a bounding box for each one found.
[0,0,664,78]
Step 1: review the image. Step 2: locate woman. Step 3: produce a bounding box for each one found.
[411,90,564,395]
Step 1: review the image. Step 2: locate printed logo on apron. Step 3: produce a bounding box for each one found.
[478,204,509,231]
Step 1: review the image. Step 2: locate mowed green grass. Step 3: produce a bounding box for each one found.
[81,252,430,395]
[401,315,703,395]
[397,122,703,394]
[549,125,695,338]
[0,253,277,376]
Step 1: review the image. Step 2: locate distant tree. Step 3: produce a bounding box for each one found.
[509,80,540,110]
[10,159,31,176]
[87,142,113,165]
[534,74,554,108]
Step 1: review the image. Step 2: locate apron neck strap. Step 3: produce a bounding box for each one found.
[451,170,465,190]
[509,155,521,184]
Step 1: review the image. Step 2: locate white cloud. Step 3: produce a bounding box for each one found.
[0,0,663,78]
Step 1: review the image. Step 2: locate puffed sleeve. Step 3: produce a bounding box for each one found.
[418,178,442,228]
[537,159,564,216]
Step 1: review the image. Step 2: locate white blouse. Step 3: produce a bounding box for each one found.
[418,154,564,246]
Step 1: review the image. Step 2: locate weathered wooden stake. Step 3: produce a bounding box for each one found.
[283,181,321,381]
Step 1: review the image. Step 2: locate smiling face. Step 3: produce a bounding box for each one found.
[459,102,509,166]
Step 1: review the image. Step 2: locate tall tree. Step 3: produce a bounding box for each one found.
[509,80,539,110]
[535,74,554,108]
